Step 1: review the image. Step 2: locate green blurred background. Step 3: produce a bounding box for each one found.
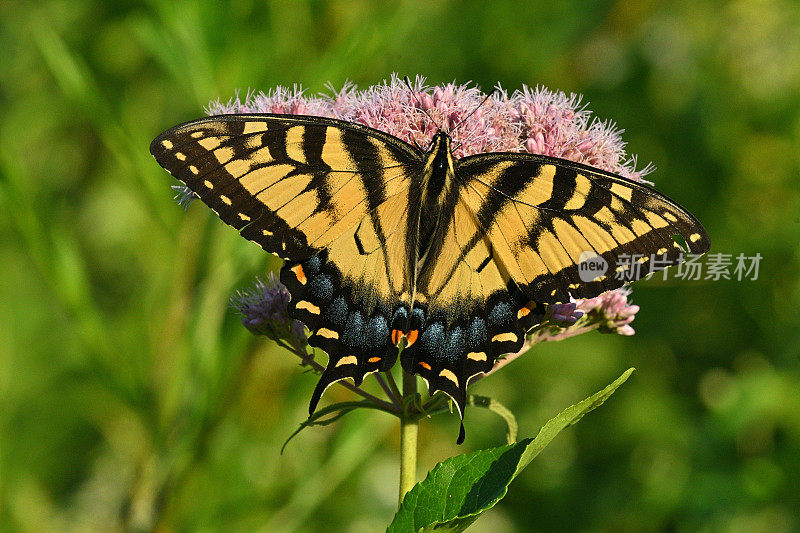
[1,0,799,531]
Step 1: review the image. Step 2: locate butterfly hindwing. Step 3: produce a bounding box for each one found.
[403,199,531,409]
[281,191,417,413]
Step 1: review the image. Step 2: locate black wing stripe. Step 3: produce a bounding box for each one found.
[588,174,695,251]
[473,161,542,228]
[459,152,709,249]
[464,179,571,296]
[301,173,408,248]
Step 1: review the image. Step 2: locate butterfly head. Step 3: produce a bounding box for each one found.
[430,130,452,153]
[427,131,455,178]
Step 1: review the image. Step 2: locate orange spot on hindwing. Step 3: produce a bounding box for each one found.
[391,329,403,346]
[368,356,381,363]
[391,329,419,348]
[418,361,431,370]
[291,264,307,285]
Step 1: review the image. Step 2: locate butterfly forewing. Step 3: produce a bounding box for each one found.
[455,153,710,303]
[150,114,422,259]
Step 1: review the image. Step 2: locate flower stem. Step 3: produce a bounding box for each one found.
[398,370,418,505]
[374,373,401,408]
[384,370,403,404]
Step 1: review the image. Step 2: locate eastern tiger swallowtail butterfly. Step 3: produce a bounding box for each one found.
[150,112,709,443]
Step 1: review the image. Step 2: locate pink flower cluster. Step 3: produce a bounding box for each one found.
[517,288,640,359]
[206,74,653,181]
[577,287,640,336]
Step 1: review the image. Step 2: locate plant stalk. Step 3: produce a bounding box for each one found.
[398,370,418,505]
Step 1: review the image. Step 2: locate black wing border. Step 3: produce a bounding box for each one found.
[150,112,426,162]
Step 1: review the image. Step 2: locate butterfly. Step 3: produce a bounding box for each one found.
[150,112,709,443]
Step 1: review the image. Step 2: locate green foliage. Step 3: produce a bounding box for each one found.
[390,369,633,532]
[1,0,799,531]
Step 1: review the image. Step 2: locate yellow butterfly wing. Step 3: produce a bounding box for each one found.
[151,114,424,412]
[404,152,709,431]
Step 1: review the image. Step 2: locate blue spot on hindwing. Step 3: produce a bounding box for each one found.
[391,306,408,330]
[419,322,444,360]
[366,314,389,348]
[328,296,348,329]
[342,310,366,350]
[411,307,426,331]
[443,326,465,364]
[488,300,513,330]
[307,274,333,304]
[467,316,488,348]
[304,254,322,276]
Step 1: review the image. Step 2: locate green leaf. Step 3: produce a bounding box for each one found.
[388,368,635,533]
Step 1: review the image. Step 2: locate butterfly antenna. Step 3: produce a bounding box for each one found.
[450,87,497,136]
[404,76,440,138]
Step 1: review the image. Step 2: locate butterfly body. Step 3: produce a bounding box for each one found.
[417,134,449,259]
[151,113,709,443]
